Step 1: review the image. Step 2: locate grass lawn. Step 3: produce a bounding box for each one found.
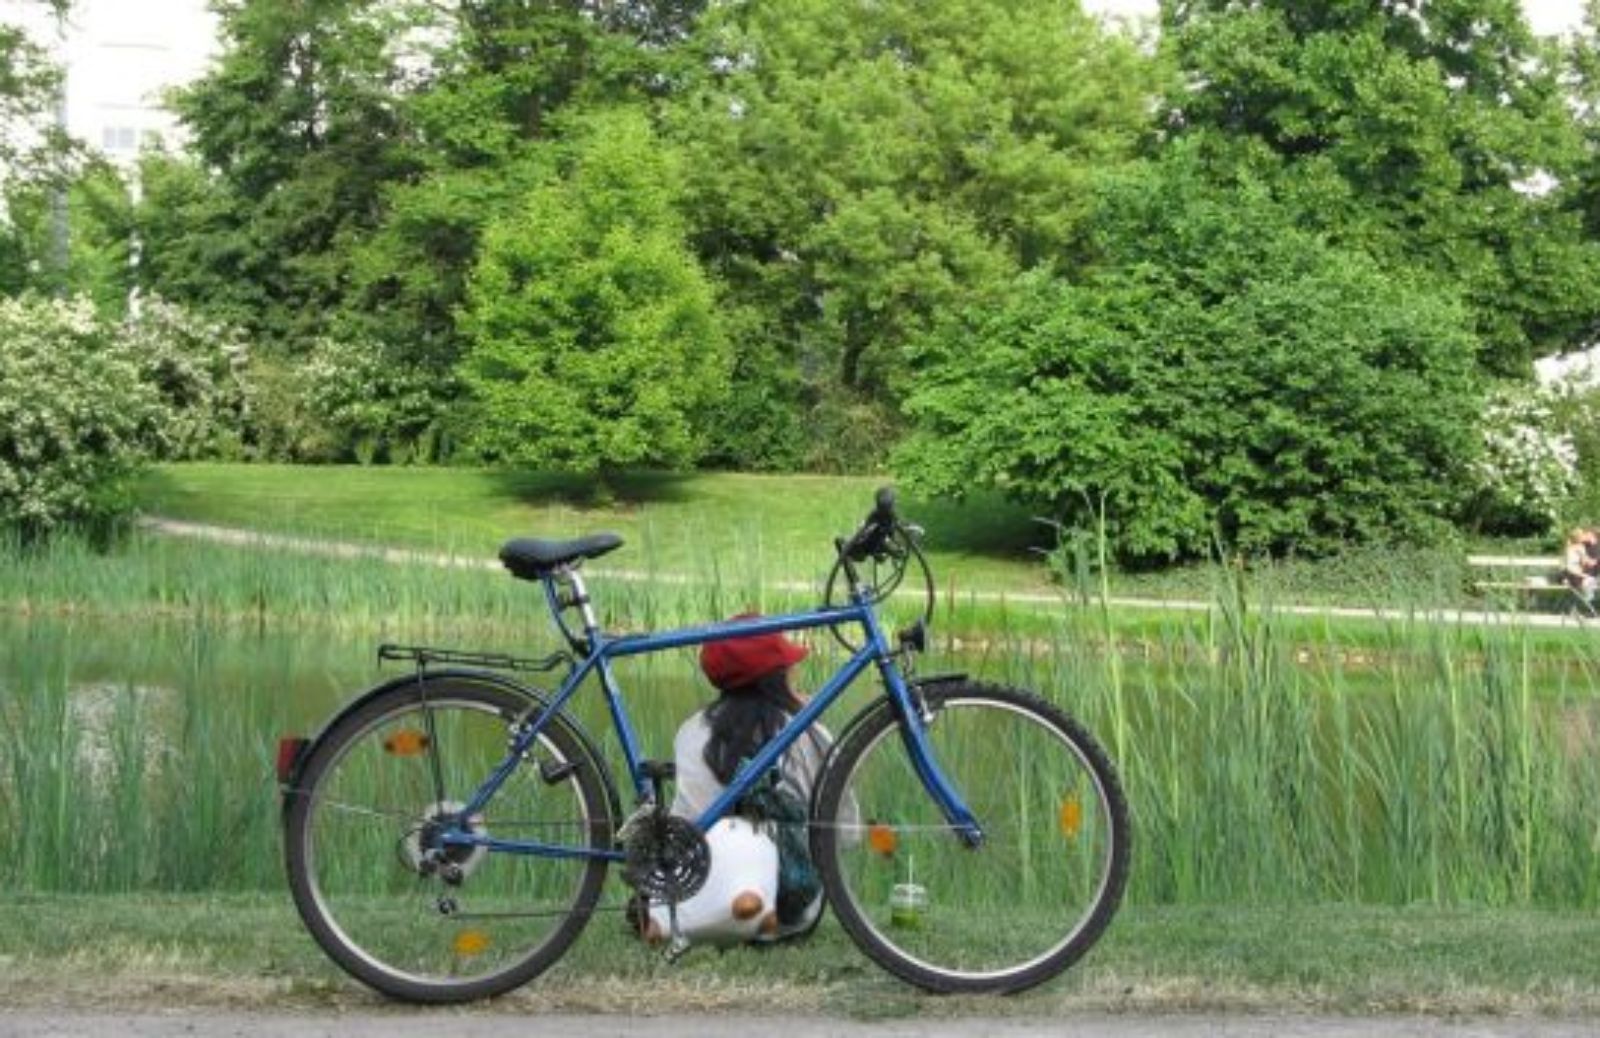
[5,894,1598,1017]
[135,464,1572,615]
[134,464,1052,592]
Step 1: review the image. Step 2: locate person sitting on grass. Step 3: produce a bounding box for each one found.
[636,614,850,947]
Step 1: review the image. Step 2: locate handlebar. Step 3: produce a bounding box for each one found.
[841,486,898,562]
[826,486,935,654]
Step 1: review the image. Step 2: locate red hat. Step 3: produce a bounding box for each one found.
[699,613,809,691]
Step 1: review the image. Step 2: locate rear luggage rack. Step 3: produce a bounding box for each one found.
[377,643,571,674]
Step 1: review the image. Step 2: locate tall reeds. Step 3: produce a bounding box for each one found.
[3,534,1600,907]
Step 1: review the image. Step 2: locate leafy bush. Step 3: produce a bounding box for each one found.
[460,109,730,475]
[120,298,250,460]
[0,295,161,536]
[801,389,900,474]
[700,338,809,472]
[897,158,1483,561]
[238,355,339,463]
[301,337,454,464]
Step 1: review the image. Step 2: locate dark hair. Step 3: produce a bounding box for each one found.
[701,669,802,786]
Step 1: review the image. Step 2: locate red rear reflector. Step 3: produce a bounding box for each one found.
[277,736,309,785]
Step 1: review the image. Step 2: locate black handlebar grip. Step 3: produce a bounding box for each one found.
[843,487,898,562]
[872,486,897,523]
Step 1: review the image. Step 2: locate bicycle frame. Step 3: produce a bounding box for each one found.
[436,570,982,863]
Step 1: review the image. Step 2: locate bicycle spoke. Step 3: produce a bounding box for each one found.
[288,686,609,1002]
[313,798,424,824]
[446,902,629,922]
[817,686,1128,992]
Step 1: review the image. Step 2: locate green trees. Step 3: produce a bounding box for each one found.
[344,1,632,374]
[153,0,414,349]
[897,0,1600,557]
[460,110,728,475]
[1568,1,1600,257]
[1158,0,1600,374]
[0,4,67,186]
[666,0,1153,468]
[1,2,77,297]
[16,0,1600,555]
[899,156,1482,559]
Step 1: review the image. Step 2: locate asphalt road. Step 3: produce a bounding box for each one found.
[3,1014,1597,1038]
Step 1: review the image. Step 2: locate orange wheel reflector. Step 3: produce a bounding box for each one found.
[453,929,490,957]
[867,823,898,857]
[383,730,430,757]
[1059,796,1083,839]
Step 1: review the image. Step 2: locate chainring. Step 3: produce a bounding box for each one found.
[621,814,710,902]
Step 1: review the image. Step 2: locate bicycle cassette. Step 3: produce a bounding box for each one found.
[621,813,710,902]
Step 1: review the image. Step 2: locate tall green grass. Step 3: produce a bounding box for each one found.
[1021,571,1600,907]
[0,619,292,891]
[4,534,1600,908]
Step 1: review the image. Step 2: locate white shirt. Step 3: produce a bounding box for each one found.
[669,707,832,820]
[651,705,843,944]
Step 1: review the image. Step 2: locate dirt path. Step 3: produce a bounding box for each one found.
[6,1010,1597,1038]
[139,515,1595,631]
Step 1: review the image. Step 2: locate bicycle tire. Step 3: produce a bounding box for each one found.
[284,676,614,1002]
[810,682,1130,994]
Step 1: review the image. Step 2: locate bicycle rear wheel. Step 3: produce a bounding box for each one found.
[284,677,613,1002]
[811,682,1129,994]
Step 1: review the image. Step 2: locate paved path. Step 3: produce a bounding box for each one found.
[5,1011,1597,1038]
[138,516,1597,632]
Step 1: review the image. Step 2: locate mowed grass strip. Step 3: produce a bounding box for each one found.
[135,463,1554,612]
[4,894,1598,1017]
[134,464,1049,591]
[8,524,1600,662]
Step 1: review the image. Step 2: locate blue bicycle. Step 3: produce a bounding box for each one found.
[281,489,1129,1000]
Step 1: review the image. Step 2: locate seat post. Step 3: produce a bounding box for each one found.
[565,568,601,637]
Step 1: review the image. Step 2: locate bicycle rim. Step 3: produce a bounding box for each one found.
[296,693,599,994]
[822,692,1124,986]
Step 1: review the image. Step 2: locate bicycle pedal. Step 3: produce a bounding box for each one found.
[539,759,578,785]
[664,899,689,963]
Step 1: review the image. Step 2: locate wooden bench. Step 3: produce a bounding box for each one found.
[1467,554,1595,615]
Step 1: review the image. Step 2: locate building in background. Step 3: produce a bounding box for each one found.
[1,0,216,168]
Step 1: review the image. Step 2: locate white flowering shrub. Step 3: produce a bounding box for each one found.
[241,354,339,462]
[1470,384,1578,533]
[301,337,449,463]
[1539,357,1600,525]
[0,295,161,536]
[119,298,251,460]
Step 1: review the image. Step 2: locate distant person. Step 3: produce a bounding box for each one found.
[635,615,854,947]
[1562,527,1597,603]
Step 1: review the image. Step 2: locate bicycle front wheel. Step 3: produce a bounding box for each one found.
[811,682,1129,994]
[284,677,613,1003]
